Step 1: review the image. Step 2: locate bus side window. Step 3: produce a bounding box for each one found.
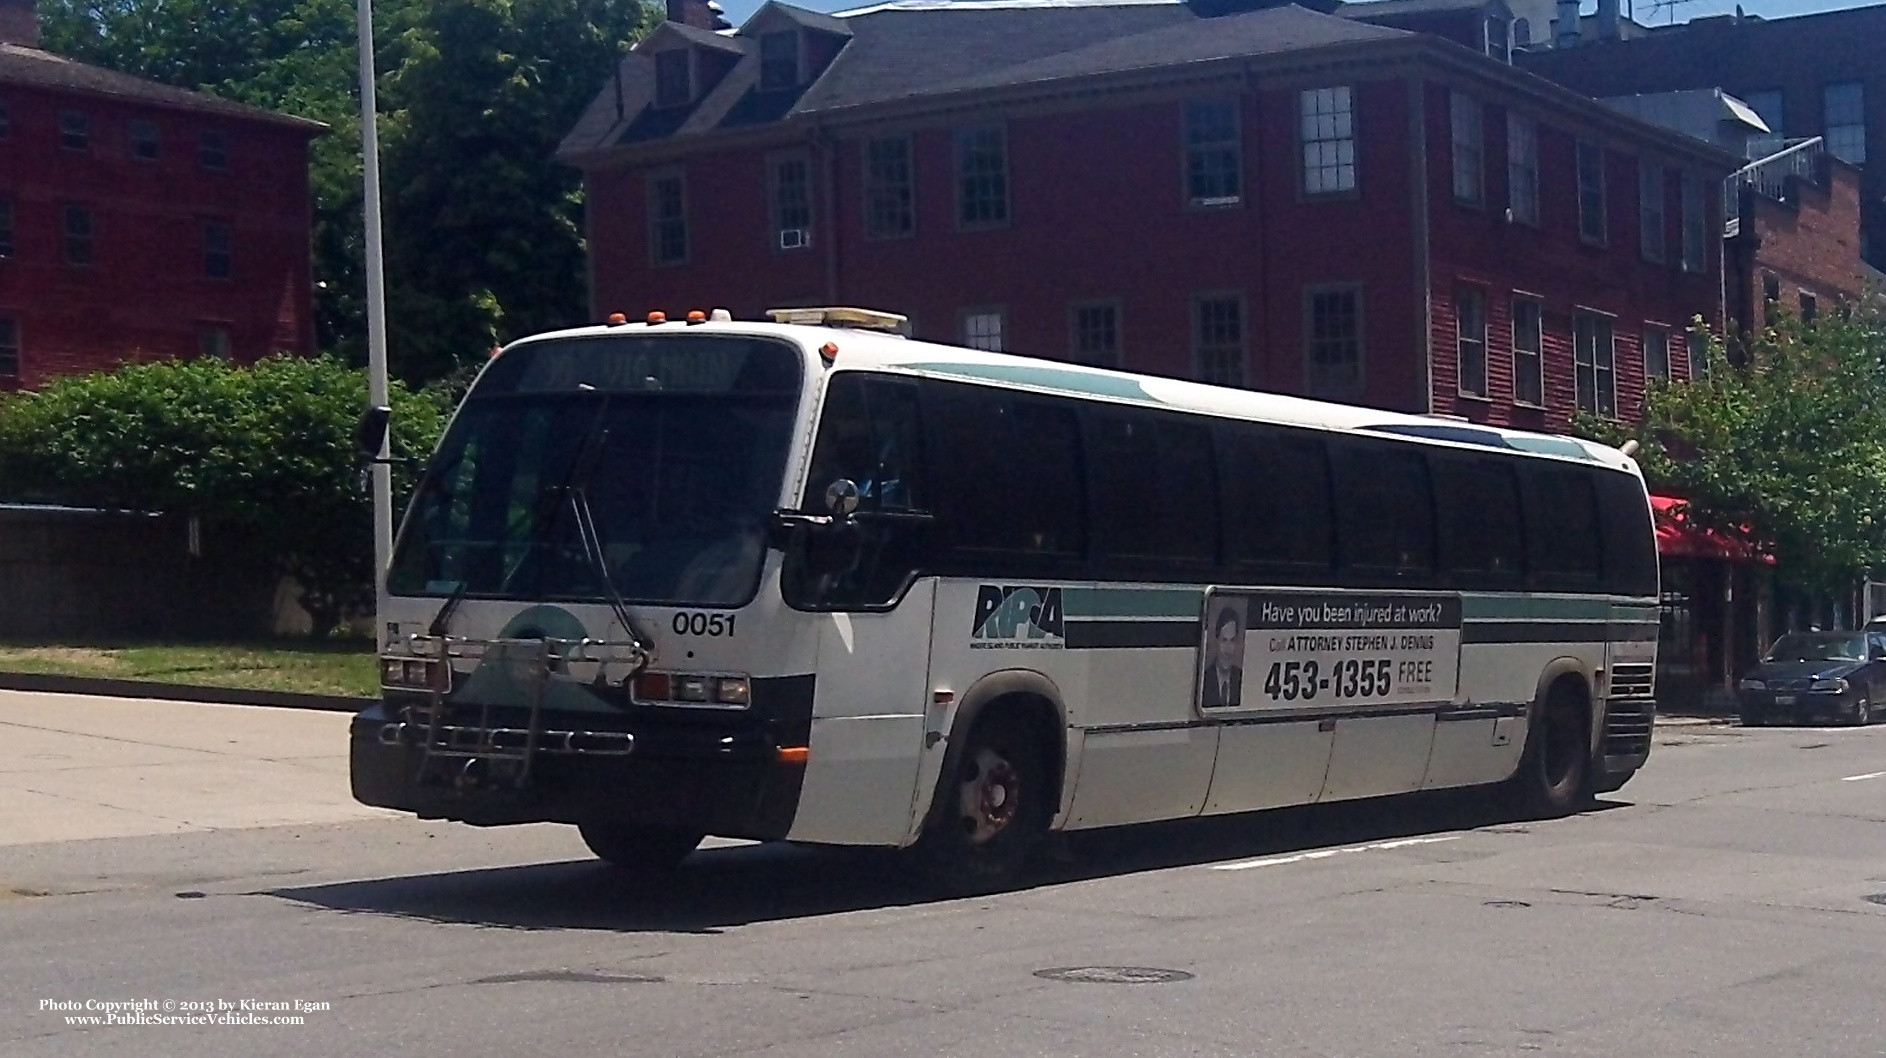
[1333,441,1436,585]
[924,381,1086,571]
[1434,455,1525,588]
[804,374,923,512]
[1523,464,1602,589]
[1220,425,1333,582]
[1594,471,1657,597]
[1088,410,1217,576]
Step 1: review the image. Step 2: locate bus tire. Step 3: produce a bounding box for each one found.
[1506,682,1594,819]
[912,710,1052,896]
[577,822,703,875]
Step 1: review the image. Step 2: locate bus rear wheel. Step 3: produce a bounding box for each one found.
[1507,688,1593,819]
[913,712,1052,896]
[578,822,703,875]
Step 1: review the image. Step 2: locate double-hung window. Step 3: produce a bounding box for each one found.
[1507,113,1539,225]
[1456,287,1486,397]
[1184,98,1240,207]
[1511,297,1543,406]
[769,155,811,250]
[863,136,913,239]
[1573,312,1616,416]
[1300,87,1355,195]
[956,126,1008,227]
[1639,160,1665,263]
[1451,92,1483,205]
[1306,286,1362,399]
[1070,302,1120,367]
[648,173,688,266]
[1823,82,1865,164]
[1576,141,1606,245]
[1195,295,1245,386]
[1680,174,1706,273]
[1643,328,1670,379]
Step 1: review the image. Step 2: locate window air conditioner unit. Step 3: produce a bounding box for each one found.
[778,228,809,250]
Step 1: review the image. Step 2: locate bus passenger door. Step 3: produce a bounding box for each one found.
[784,373,937,846]
[787,583,937,846]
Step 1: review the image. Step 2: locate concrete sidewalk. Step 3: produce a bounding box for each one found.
[0,689,394,847]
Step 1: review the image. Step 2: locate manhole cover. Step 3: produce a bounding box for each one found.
[1863,894,1886,907]
[1033,967,1194,985]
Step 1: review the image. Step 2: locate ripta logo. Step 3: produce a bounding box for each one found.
[970,586,1065,650]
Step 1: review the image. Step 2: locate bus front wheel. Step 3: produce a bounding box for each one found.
[913,711,1052,895]
[578,822,703,875]
[1507,687,1593,819]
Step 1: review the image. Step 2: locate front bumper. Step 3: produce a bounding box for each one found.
[349,676,813,839]
[1738,689,1859,723]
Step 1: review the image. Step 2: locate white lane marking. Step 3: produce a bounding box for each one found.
[1840,771,1886,782]
[1211,835,1461,871]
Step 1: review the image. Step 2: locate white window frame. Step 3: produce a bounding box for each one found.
[1456,286,1487,398]
[1511,295,1544,408]
[1183,97,1242,208]
[961,307,1005,352]
[1300,86,1356,196]
[1643,326,1670,380]
[1573,310,1617,418]
[1451,92,1483,205]
[955,125,1009,229]
[768,153,813,252]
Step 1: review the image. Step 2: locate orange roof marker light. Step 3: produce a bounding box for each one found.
[685,310,707,324]
[646,311,666,324]
[606,312,628,326]
[764,306,908,333]
[819,341,839,364]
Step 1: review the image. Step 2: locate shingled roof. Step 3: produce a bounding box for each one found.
[0,44,324,132]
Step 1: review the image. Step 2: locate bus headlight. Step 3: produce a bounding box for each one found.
[632,670,752,709]
[380,656,445,690]
[714,677,751,705]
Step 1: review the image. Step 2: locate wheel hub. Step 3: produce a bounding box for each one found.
[958,747,1020,845]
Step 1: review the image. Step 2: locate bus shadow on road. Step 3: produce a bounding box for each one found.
[268,790,1629,934]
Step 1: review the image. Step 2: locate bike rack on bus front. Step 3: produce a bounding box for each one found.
[377,635,648,789]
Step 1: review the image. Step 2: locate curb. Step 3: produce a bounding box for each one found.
[0,671,370,713]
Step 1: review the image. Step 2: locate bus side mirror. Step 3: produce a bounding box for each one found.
[355,405,392,458]
[823,478,861,518]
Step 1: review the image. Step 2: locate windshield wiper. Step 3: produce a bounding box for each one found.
[427,579,469,637]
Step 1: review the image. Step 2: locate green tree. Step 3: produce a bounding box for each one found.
[1578,311,1886,594]
[0,356,446,637]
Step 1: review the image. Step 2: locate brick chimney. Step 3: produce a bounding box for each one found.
[665,0,729,30]
[0,0,37,47]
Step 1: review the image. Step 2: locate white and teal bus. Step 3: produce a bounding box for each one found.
[351,307,1659,892]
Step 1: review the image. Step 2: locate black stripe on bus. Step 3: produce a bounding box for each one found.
[1064,620,1198,649]
[1462,621,1658,644]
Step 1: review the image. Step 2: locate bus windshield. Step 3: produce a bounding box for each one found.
[387,335,803,607]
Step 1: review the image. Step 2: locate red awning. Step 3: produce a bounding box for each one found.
[1650,494,1772,564]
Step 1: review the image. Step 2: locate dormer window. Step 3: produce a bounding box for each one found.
[759,31,798,91]
[1484,15,1511,63]
[655,49,691,108]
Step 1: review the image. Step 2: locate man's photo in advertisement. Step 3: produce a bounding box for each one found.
[1200,597,1247,708]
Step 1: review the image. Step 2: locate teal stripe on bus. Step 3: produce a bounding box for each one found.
[1062,587,1206,619]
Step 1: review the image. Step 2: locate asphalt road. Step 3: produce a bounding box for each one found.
[3,693,1885,1057]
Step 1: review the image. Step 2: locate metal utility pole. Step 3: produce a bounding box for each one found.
[356,0,393,640]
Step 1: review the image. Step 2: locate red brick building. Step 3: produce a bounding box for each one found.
[0,0,324,389]
[1518,4,1886,273]
[559,0,1737,431]
[1725,143,1867,335]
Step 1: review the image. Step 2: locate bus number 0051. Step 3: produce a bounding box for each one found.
[1262,658,1393,702]
[671,612,736,637]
